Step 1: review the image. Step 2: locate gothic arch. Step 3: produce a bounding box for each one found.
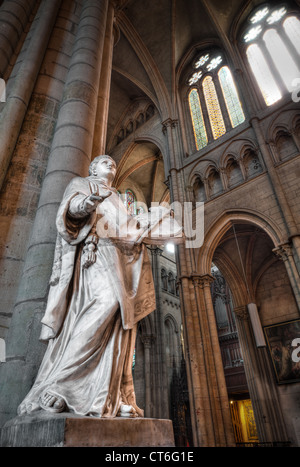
[197,208,285,275]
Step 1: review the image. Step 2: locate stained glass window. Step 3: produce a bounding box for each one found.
[244,25,263,42]
[250,7,269,24]
[188,50,245,149]
[263,29,300,92]
[195,54,209,68]
[189,71,202,86]
[188,89,208,150]
[203,76,226,140]
[206,55,222,71]
[125,189,136,215]
[283,17,300,53]
[218,66,245,128]
[244,6,300,107]
[246,44,282,106]
[266,7,287,25]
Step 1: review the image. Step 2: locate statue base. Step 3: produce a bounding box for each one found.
[0,412,175,447]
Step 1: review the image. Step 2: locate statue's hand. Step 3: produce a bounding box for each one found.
[83,191,112,213]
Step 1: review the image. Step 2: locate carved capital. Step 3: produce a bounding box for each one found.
[191,273,214,288]
[162,118,178,134]
[149,246,163,256]
[234,305,248,321]
[273,243,293,262]
[141,334,154,348]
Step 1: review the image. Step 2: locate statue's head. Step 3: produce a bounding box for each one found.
[89,155,117,183]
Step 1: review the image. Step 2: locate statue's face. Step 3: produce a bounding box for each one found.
[94,157,117,180]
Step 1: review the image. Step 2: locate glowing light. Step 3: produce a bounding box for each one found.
[207,56,222,71]
[195,54,210,68]
[250,7,269,24]
[267,7,287,25]
[263,29,300,92]
[189,71,203,85]
[283,16,300,54]
[244,25,262,42]
[165,243,175,253]
[247,44,282,106]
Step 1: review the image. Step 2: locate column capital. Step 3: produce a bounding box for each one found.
[162,118,178,134]
[234,305,248,321]
[273,242,293,261]
[149,246,163,256]
[191,273,215,288]
[141,334,154,348]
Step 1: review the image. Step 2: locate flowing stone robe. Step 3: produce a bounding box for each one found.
[18,176,182,418]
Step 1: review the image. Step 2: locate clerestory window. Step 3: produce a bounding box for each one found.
[242,4,300,106]
[188,51,245,151]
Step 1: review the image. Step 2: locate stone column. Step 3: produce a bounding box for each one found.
[177,269,236,446]
[92,0,115,158]
[194,274,236,446]
[0,0,37,78]
[250,117,300,269]
[149,246,169,419]
[0,0,113,427]
[234,305,289,443]
[141,335,153,418]
[0,0,63,190]
[273,243,300,310]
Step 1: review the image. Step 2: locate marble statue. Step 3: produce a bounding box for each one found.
[18,155,182,419]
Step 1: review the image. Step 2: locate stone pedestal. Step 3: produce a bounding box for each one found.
[0,412,175,447]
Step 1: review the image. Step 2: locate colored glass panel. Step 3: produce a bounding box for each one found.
[263,29,300,92]
[125,189,136,215]
[283,16,300,55]
[218,66,245,128]
[195,54,209,68]
[188,89,208,150]
[202,76,226,140]
[246,44,282,105]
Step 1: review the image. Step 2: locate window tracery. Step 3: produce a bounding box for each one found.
[187,50,245,151]
[242,4,300,106]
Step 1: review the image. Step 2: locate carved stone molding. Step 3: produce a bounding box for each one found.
[162,118,178,135]
[141,334,154,348]
[191,273,215,288]
[273,243,293,262]
[234,305,248,321]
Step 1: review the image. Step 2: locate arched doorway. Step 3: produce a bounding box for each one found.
[205,218,298,445]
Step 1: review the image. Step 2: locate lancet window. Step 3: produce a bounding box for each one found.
[242,4,300,106]
[188,50,245,151]
[125,189,136,215]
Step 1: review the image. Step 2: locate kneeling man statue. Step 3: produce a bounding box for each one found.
[18,155,182,419]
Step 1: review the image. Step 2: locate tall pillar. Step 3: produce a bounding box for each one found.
[141,335,153,418]
[0,0,114,427]
[234,305,289,443]
[250,117,300,269]
[193,274,235,446]
[149,246,169,419]
[0,0,63,189]
[92,0,115,158]
[0,0,37,78]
